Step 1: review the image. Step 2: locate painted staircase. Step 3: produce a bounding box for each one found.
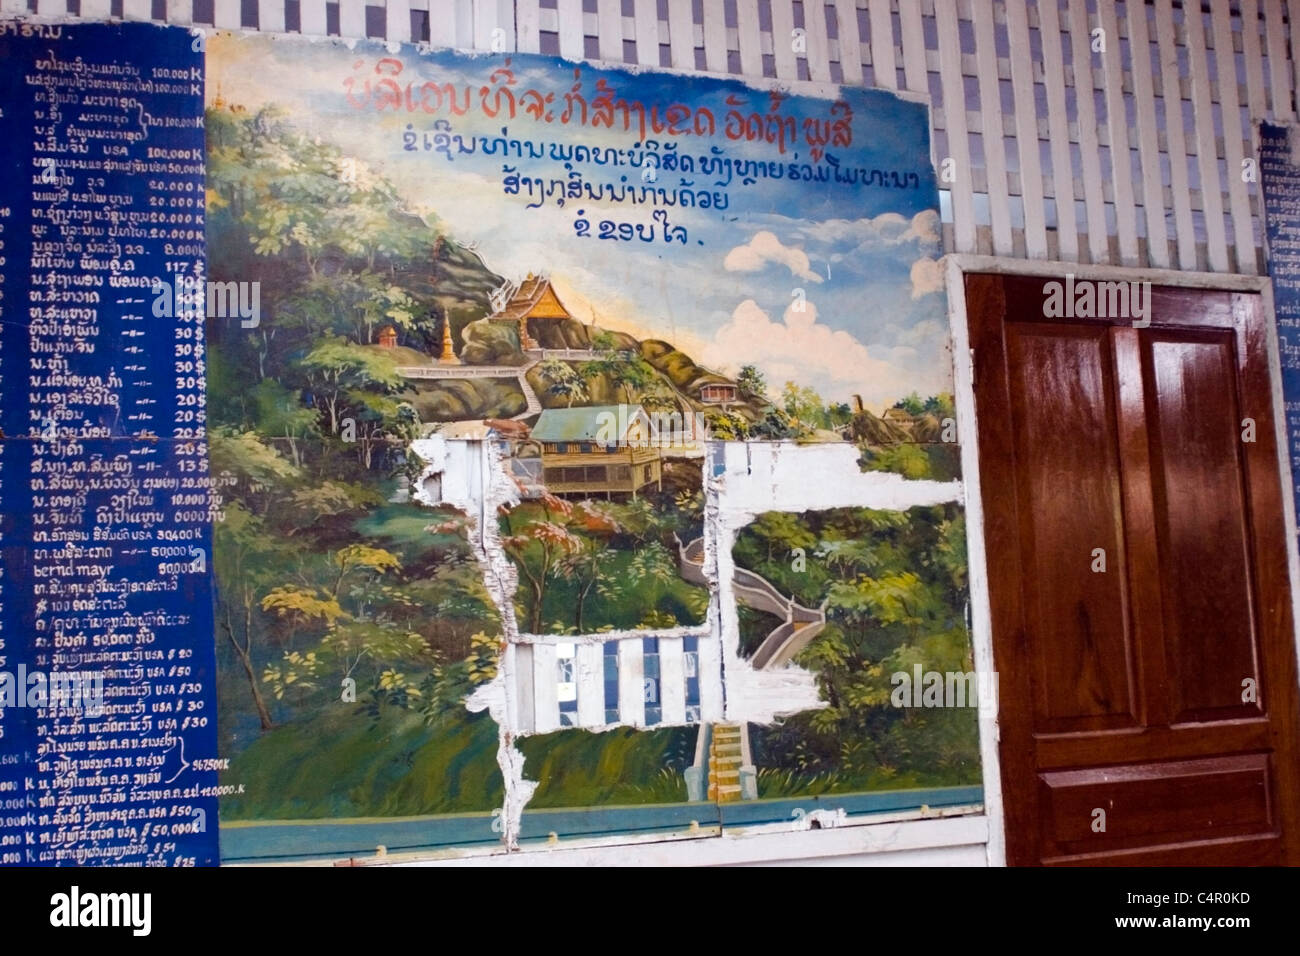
[707,722,745,803]
[676,535,824,803]
[676,535,828,669]
[512,359,542,421]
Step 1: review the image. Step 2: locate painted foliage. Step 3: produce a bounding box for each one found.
[204,31,973,859]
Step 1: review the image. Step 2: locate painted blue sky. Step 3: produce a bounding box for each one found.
[209,33,950,408]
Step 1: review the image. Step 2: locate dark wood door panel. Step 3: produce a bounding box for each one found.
[994,277,1246,331]
[968,273,1300,866]
[1143,330,1263,722]
[1034,718,1273,769]
[1043,834,1283,866]
[1005,323,1137,731]
[1038,754,1275,859]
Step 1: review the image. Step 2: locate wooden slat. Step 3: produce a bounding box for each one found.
[1125,0,1171,268]
[454,0,475,47]
[658,638,687,725]
[556,0,584,61]
[515,0,541,52]
[474,0,514,52]
[339,0,366,38]
[617,640,645,727]
[165,1,192,30]
[1097,0,1139,265]
[1155,0,1198,270]
[803,0,832,82]
[300,0,327,36]
[258,0,283,33]
[35,0,64,14]
[1211,0,1258,273]
[576,643,604,728]
[935,0,975,252]
[82,0,113,17]
[0,0,28,13]
[1240,0,1267,121]
[698,637,723,722]
[1067,0,1111,264]
[834,0,863,85]
[596,0,621,61]
[632,0,658,65]
[735,0,763,77]
[899,0,926,92]
[429,0,458,47]
[1266,0,1294,120]
[702,0,727,72]
[531,643,559,734]
[387,0,411,43]
[1037,0,1079,261]
[472,0,494,49]
[868,0,897,89]
[770,0,798,79]
[972,0,1012,255]
[1186,0,1231,272]
[1005,0,1047,259]
[213,0,240,29]
[122,0,151,20]
[666,0,694,69]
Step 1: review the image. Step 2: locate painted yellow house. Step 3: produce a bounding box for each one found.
[532,404,662,499]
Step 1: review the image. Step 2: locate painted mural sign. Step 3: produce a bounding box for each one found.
[1,19,979,865]
[1260,122,1300,543]
[0,22,220,866]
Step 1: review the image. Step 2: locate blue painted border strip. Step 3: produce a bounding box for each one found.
[718,785,984,828]
[219,785,983,861]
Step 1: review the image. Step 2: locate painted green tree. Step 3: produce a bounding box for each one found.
[733,503,978,794]
[205,104,509,820]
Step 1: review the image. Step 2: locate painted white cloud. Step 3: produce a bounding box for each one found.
[724,231,823,283]
[867,318,951,376]
[702,298,943,408]
[881,317,948,352]
[910,257,944,299]
[799,209,942,254]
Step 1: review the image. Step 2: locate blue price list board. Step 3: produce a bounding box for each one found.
[0,21,220,865]
[1260,123,1300,544]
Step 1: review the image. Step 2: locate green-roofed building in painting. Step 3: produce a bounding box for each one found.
[531,404,663,499]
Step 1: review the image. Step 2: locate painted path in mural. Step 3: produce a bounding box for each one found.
[677,536,827,668]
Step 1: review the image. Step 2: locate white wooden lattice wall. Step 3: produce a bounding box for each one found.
[7,0,1297,276]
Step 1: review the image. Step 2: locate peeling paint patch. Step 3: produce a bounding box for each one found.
[414,436,978,843]
[412,436,533,846]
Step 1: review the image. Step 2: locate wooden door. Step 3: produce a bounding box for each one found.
[967,273,1300,865]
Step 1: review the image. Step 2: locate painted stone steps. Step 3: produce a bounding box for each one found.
[707,721,746,803]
